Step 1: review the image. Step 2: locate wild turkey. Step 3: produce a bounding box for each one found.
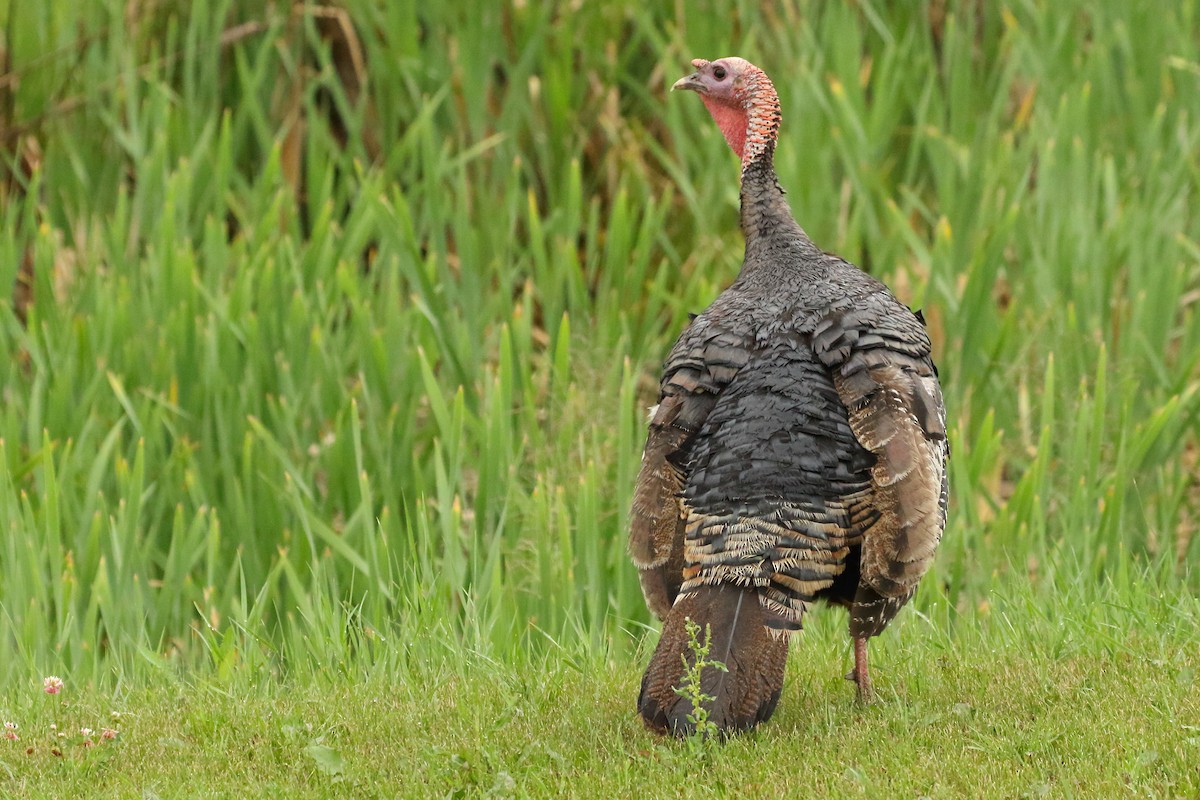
[630,57,948,736]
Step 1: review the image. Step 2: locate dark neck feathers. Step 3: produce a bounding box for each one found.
[733,68,818,261]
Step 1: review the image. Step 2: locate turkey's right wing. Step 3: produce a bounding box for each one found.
[630,319,750,619]
[811,292,948,637]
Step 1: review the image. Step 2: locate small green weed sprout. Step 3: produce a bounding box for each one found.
[675,617,728,749]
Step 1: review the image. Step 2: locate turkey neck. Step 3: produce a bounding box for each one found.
[739,156,811,261]
[734,81,822,276]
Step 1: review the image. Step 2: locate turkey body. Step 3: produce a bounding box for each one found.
[631,57,947,736]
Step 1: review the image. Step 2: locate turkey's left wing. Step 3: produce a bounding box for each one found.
[631,319,747,619]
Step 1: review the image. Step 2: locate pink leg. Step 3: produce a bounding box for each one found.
[852,637,874,704]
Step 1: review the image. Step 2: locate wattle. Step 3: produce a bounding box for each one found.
[701,96,747,161]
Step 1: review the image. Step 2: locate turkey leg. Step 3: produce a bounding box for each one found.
[850,636,874,704]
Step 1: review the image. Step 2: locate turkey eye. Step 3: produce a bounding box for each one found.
[713,65,727,80]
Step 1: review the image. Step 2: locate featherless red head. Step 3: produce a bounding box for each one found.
[672,57,781,166]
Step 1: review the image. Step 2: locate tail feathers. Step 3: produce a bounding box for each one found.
[638,584,788,736]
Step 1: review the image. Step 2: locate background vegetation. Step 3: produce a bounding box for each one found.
[0,0,1197,796]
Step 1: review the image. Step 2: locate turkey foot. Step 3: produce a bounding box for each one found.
[847,637,874,704]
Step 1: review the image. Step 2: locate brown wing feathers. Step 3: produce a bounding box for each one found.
[814,300,948,636]
[629,321,743,619]
[629,400,692,620]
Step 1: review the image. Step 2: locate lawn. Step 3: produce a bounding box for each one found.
[1,1,1198,797]
[3,601,1199,797]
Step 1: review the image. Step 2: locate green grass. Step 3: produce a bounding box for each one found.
[1,0,1198,795]
[3,592,1199,798]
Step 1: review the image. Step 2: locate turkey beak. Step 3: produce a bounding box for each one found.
[671,72,705,93]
